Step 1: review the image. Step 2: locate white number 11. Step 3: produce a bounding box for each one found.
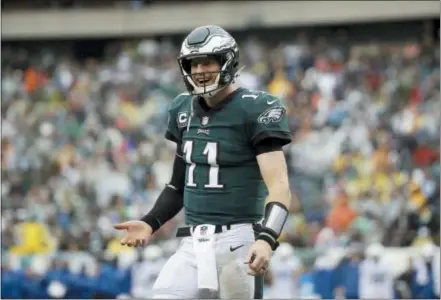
[183,141,224,189]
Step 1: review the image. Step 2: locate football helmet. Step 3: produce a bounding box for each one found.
[366,242,384,258]
[178,25,241,97]
[275,242,294,260]
[143,244,164,261]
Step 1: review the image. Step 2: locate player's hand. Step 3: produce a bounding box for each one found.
[244,240,272,276]
[113,220,153,247]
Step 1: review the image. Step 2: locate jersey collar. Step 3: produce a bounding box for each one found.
[194,87,244,116]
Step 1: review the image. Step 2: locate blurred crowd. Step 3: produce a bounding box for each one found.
[1,25,440,298]
[277,34,440,252]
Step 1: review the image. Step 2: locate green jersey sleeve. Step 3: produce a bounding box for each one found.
[245,93,292,147]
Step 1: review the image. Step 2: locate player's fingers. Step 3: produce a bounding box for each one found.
[247,268,258,276]
[113,222,130,230]
[124,237,137,247]
[136,239,147,247]
[249,264,267,276]
[248,264,267,276]
[257,260,270,274]
[250,255,264,271]
[139,238,148,247]
[260,263,269,274]
[249,265,268,276]
[120,235,130,245]
[244,249,255,264]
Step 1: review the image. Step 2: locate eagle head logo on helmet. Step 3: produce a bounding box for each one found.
[177,25,241,98]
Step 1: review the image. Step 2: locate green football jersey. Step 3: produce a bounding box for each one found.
[165,87,291,225]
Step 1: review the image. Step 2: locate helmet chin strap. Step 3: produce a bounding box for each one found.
[203,84,226,99]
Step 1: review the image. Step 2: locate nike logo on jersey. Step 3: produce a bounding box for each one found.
[230,244,244,252]
[267,99,277,105]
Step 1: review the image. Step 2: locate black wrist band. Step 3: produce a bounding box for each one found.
[257,201,289,251]
[257,230,280,251]
[141,214,162,233]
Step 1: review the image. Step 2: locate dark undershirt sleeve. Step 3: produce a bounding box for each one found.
[254,136,291,155]
[169,144,186,192]
[140,143,185,231]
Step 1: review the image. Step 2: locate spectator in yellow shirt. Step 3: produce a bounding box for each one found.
[9,220,56,256]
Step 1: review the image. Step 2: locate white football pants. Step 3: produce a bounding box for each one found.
[152,223,264,299]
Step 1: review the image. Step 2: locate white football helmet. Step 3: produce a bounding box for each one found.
[178,25,241,98]
[422,243,436,259]
[366,242,384,259]
[275,242,294,260]
[47,281,67,298]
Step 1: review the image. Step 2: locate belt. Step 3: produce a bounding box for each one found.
[176,223,261,237]
[176,224,232,237]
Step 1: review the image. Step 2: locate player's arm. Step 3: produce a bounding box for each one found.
[140,145,185,233]
[257,151,291,207]
[140,99,186,233]
[256,150,291,250]
[247,93,292,251]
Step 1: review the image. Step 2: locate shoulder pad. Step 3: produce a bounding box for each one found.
[240,90,282,107]
[169,92,192,110]
[240,89,282,106]
[240,90,286,126]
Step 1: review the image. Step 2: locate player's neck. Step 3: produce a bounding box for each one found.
[204,85,238,108]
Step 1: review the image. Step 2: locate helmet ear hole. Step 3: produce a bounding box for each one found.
[180,58,192,74]
[214,56,223,66]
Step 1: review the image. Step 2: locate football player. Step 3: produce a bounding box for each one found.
[267,243,303,298]
[114,25,292,299]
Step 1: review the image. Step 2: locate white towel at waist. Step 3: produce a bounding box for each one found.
[192,224,219,292]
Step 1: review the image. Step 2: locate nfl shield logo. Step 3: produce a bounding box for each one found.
[201,116,209,126]
[200,226,208,235]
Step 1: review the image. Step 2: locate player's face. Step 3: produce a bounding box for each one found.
[190,56,220,87]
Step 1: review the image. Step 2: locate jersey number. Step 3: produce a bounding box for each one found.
[183,141,224,188]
